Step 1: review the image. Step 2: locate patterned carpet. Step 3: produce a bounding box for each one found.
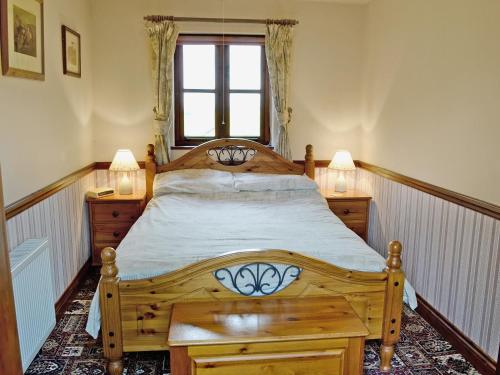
[26,270,481,375]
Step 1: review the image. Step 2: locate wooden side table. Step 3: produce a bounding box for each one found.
[323,190,372,241]
[168,296,369,375]
[86,192,146,266]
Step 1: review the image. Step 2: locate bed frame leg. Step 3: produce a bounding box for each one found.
[380,241,405,372]
[100,248,124,375]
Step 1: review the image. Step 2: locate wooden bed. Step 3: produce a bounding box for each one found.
[99,139,404,374]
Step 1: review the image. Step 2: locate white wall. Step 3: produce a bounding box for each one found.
[2,0,499,207]
[361,0,500,204]
[90,0,366,162]
[0,0,94,206]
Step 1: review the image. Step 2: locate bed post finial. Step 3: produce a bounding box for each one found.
[145,144,157,203]
[99,247,123,375]
[380,240,404,372]
[305,144,315,180]
[101,247,118,280]
[147,144,156,162]
[386,241,402,270]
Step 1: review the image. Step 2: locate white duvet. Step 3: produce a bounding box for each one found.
[86,174,417,338]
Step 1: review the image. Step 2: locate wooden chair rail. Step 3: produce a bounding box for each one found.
[355,160,500,220]
[6,158,498,221]
[5,163,96,220]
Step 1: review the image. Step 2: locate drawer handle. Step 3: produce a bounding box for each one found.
[343,209,351,215]
[113,231,121,238]
[112,211,120,218]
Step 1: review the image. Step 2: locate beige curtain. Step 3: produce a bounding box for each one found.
[265,23,294,160]
[145,20,179,164]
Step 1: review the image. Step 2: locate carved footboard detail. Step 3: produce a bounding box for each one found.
[214,263,302,296]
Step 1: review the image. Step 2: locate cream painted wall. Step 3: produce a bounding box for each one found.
[0,0,93,205]
[89,0,365,162]
[2,0,499,207]
[361,0,500,204]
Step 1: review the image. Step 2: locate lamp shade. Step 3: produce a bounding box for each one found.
[328,150,355,171]
[109,149,140,172]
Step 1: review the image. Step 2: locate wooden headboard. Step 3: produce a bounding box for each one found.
[145,138,315,201]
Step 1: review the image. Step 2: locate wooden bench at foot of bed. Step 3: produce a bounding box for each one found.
[168,296,370,375]
[99,242,405,374]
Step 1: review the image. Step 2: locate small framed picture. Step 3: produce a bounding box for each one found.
[61,25,81,78]
[0,0,45,80]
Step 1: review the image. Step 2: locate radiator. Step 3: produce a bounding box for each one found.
[10,238,55,372]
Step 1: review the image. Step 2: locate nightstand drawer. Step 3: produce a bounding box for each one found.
[323,190,371,242]
[92,203,141,223]
[94,223,132,242]
[328,201,368,221]
[345,222,367,238]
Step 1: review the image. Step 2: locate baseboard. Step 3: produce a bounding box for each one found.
[55,258,91,318]
[415,294,496,375]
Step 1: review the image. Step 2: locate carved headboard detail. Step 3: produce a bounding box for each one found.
[206,145,257,166]
[145,138,315,201]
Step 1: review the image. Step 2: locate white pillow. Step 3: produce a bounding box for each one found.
[153,169,237,196]
[233,173,318,192]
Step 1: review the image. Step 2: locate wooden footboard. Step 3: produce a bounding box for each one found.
[99,242,405,374]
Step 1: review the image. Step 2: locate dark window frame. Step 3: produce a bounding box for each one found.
[174,34,270,146]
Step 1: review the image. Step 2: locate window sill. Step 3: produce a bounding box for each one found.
[171,145,274,150]
[171,146,196,150]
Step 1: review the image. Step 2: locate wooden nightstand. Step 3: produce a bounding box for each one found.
[323,190,371,241]
[87,192,146,266]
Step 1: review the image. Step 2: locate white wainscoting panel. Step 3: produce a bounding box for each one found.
[5,165,498,361]
[352,167,500,360]
[6,172,96,300]
[314,167,356,194]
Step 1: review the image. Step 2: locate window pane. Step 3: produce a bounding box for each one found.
[230,93,261,137]
[183,45,215,89]
[230,45,261,90]
[184,93,215,137]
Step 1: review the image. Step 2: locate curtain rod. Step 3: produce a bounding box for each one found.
[143,15,299,26]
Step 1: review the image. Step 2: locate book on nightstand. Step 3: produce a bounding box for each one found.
[86,187,115,199]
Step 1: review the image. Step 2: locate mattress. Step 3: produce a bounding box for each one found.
[86,188,417,338]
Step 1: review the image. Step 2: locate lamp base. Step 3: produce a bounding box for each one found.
[335,171,347,193]
[118,174,133,195]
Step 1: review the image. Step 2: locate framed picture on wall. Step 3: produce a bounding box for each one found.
[61,25,81,78]
[0,0,44,80]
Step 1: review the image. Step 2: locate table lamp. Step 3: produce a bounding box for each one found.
[328,150,355,193]
[109,149,140,195]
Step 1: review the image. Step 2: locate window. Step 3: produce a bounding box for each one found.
[174,35,270,146]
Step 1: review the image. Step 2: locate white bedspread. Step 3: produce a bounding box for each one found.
[86,190,417,338]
